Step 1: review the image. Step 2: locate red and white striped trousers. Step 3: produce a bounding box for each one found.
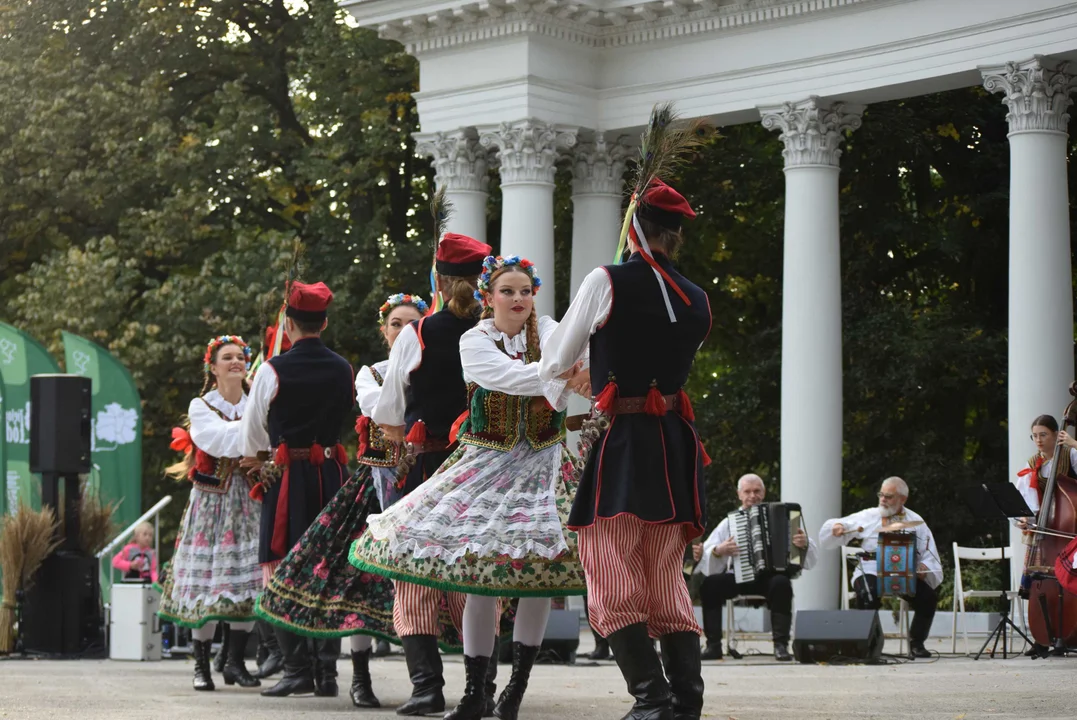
[393,581,466,637]
[578,514,700,638]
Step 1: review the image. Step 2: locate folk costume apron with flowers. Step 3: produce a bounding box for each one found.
[350,318,587,598]
[158,391,263,628]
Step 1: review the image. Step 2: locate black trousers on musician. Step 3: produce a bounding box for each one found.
[853,575,937,644]
[699,572,793,645]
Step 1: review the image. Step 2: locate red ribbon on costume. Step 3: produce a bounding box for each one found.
[170,427,193,453]
[269,442,347,559]
[1054,536,1077,597]
[194,449,214,476]
[628,222,691,307]
[449,410,469,445]
[355,416,371,459]
[1018,455,1045,493]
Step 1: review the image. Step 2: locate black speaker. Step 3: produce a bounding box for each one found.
[30,374,92,475]
[792,610,883,663]
[21,550,102,656]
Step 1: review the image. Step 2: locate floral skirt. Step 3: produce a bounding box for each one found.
[158,475,262,628]
[350,441,587,598]
[256,465,463,650]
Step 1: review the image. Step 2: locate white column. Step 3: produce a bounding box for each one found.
[481,120,577,318]
[760,97,864,611]
[414,128,489,242]
[569,133,632,296]
[981,57,1076,589]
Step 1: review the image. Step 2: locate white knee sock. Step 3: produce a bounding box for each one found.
[230,621,255,633]
[513,597,552,647]
[191,622,218,642]
[350,634,373,652]
[462,595,498,658]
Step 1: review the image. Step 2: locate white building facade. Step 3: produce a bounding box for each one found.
[342,0,1077,610]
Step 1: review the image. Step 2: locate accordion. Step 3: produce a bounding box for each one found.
[729,502,808,584]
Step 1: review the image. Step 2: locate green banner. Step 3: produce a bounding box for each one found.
[0,323,61,514]
[0,371,6,517]
[63,332,142,530]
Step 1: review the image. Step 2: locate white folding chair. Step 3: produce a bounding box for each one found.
[950,543,1025,655]
[724,594,770,655]
[841,544,908,655]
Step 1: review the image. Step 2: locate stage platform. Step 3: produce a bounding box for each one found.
[0,634,1071,719]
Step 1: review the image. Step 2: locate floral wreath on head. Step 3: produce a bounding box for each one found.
[474,255,542,307]
[202,335,252,375]
[378,293,429,325]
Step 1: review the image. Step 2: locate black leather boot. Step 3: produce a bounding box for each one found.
[484,654,498,717]
[260,628,315,697]
[771,612,792,662]
[313,638,340,697]
[192,639,216,691]
[607,623,673,720]
[396,635,446,716]
[256,620,284,678]
[213,624,229,673]
[659,633,704,720]
[444,655,492,720]
[492,642,540,720]
[700,602,724,660]
[374,638,391,657]
[222,629,261,687]
[348,647,380,707]
[584,629,611,660]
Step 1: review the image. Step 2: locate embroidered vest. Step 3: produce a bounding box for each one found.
[456,341,566,452]
[356,365,402,468]
[1028,451,1072,499]
[189,398,245,494]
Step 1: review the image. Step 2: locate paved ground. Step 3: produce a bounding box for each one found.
[1,636,1072,720]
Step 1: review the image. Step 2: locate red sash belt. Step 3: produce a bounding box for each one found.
[270,442,346,559]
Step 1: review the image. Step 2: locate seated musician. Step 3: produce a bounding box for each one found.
[819,476,942,660]
[1015,415,1077,526]
[693,473,816,661]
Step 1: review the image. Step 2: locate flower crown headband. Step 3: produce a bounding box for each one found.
[203,335,252,374]
[378,293,429,325]
[474,255,542,307]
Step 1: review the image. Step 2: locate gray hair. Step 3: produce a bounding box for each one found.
[881,476,909,498]
[737,473,765,491]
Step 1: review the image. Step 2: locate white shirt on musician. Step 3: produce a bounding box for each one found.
[818,507,943,590]
[695,511,818,577]
[1015,447,1077,515]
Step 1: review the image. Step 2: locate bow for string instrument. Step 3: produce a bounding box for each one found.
[1023,382,1077,652]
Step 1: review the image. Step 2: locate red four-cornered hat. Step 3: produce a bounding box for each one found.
[436,233,492,276]
[638,178,696,229]
[286,281,333,321]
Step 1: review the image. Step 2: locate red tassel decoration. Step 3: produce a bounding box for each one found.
[644,385,667,416]
[406,420,428,445]
[169,427,193,453]
[594,381,619,414]
[355,416,371,459]
[274,443,289,466]
[677,389,695,422]
[310,442,326,466]
[249,483,265,501]
[701,444,712,467]
[449,411,470,444]
[194,449,214,475]
[334,443,347,464]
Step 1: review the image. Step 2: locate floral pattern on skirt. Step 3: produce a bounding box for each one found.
[158,474,262,628]
[256,465,465,650]
[350,442,587,598]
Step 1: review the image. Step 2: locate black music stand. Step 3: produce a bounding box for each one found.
[962,483,1036,660]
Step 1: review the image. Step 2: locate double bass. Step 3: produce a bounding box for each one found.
[1022,383,1077,652]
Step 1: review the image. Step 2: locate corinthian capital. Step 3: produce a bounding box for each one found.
[571,133,634,196]
[981,56,1075,135]
[479,120,578,186]
[414,128,489,192]
[758,97,864,169]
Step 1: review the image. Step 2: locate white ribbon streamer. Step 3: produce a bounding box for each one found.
[632,214,678,323]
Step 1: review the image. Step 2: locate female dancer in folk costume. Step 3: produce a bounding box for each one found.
[351,256,590,720]
[361,232,493,717]
[159,335,264,691]
[256,293,437,709]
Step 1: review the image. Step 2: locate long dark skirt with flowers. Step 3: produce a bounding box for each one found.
[255,464,464,651]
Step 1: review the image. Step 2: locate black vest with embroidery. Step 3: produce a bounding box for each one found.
[404,309,478,440]
[266,337,354,448]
